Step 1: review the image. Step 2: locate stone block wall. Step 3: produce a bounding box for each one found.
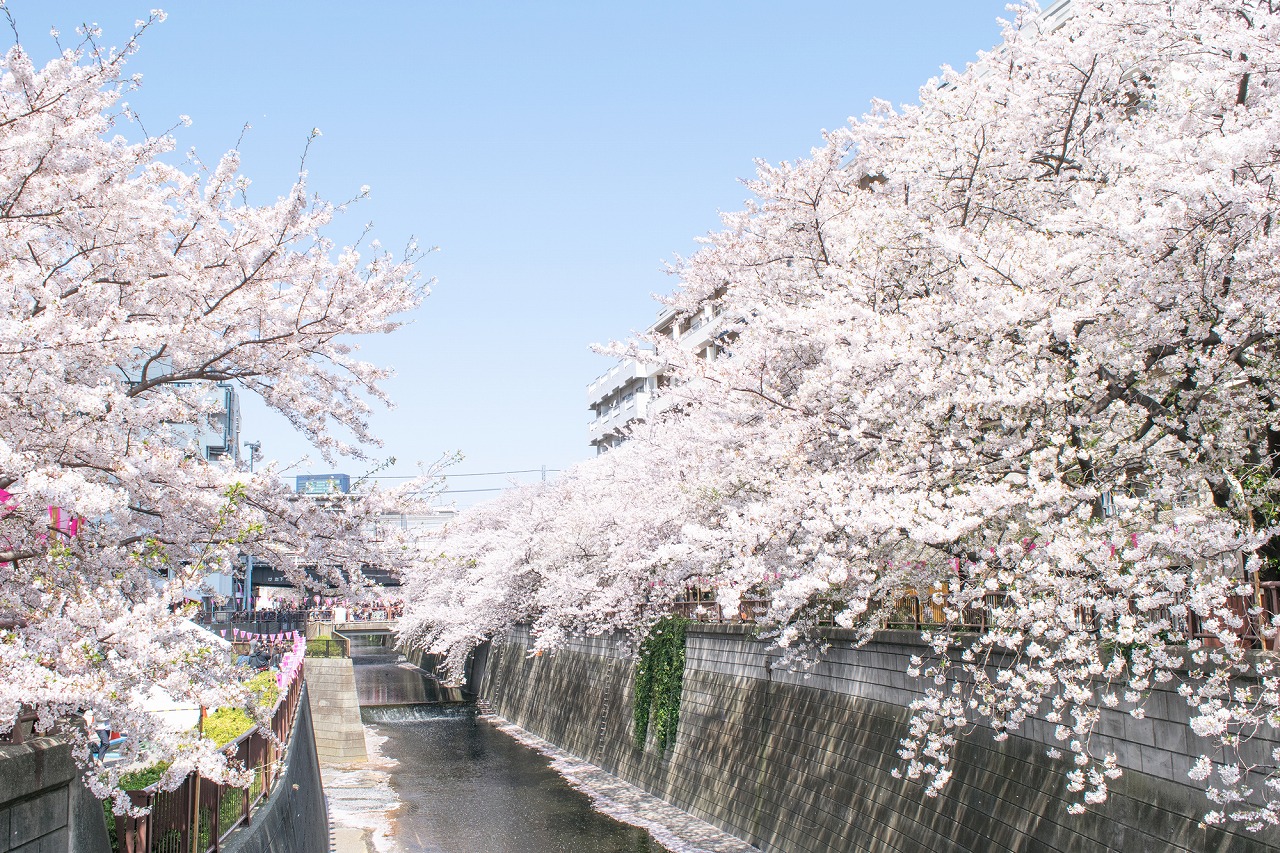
[478,625,1280,853]
[305,658,368,763]
[0,737,108,853]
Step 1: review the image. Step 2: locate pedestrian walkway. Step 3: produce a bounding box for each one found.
[486,715,761,853]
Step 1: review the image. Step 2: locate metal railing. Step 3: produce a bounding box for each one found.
[669,581,1280,651]
[671,591,770,623]
[194,609,333,624]
[303,632,350,658]
[0,707,38,746]
[113,665,305,852]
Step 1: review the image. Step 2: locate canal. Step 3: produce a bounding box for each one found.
[347,634,670,853]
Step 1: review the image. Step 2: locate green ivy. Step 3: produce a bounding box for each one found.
[632,616,688,750]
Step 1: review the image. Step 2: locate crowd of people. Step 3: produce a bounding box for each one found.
[189,597,406,626]
[192,606,326,625]
[341,600,404,622]
[234,637,295,671]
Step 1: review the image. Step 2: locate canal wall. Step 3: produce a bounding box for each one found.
[0,735,109,853]
[221,683,329,853]
[476,624,1280,853]
[305,659,368,763]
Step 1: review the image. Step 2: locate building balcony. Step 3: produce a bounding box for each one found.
[587,393,653,442]
[587,357,662,407]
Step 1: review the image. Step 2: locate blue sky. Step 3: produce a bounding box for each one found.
[11,1,1010,505]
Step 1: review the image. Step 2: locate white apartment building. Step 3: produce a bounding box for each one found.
[588,302,727,453]
[588,1,1079,453]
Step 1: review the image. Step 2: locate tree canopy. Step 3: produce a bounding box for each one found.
[0,13,430,802]
[401,1,1280,830]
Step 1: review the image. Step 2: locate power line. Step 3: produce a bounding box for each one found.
[368,468,562,480]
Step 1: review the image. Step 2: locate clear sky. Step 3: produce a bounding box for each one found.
[9,1,1011,505]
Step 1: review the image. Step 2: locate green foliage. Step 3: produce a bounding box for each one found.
[218,787,244,830]
[632,616,689,750]
[246,670,279,708]
[102,799,117,852]
[305,638,346,657]
[203,707,254,747]
[118,761,171,791]
[200,670,277,746]
[1240,464,1280,527]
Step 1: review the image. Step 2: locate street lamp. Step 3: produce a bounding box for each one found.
[244,441,261,612]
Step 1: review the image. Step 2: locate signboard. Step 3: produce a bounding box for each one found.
[296,473,350,495]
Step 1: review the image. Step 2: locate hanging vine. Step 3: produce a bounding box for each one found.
[632,615,689,750]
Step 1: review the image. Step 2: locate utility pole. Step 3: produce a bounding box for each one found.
[244,441,261,612]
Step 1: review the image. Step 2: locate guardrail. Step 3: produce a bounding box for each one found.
[670,581,1280,651]
[877,582,1280,650]
[194,609,329,623]
[332,620,398,633]
[0,707,38,746]
[304,632,350,659]
[671,593,770,624]
[197,609,332,630]
[113,664,305,853]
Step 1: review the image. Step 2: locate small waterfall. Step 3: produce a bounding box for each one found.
[350,638,468,707]
[361,703,474,724]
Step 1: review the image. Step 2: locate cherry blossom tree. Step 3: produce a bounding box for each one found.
[402,0,1280,831]
[0,12,432,803]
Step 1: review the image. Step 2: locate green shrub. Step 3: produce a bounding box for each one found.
[305,638,344,657]
[203,707,254,747]
[118,760,170,791]
[245,670,279,708]
[101,799,117,852]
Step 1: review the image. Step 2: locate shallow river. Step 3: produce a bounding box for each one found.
[349,637,670,853]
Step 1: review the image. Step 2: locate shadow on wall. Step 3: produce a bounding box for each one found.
[221,684,328,853]
[0,734,111,853]
[476,625,1280,853]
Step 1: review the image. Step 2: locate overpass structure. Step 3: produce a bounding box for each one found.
[333,620,398,633]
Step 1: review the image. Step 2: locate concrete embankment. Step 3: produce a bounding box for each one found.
[477,624,1280,853]
[0,735,109,853]
[222,683,329,853]
[306,658,369,763]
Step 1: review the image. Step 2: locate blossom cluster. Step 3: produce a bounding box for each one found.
[0,16,432,802]
[400,1,1280,830]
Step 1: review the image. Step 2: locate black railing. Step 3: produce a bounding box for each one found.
[194,609,331,627]
[303,633,350,658]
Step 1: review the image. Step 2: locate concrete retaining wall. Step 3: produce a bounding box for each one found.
[305,659,368,763]
[0,736,108,853]
[221,683,329,853]
[478,625,1280,853]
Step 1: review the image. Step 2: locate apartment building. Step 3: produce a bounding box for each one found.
[587,302,727,453]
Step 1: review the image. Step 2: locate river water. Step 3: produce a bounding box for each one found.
[346,636,670,853]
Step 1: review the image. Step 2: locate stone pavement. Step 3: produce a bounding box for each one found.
[486,715,761,853]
